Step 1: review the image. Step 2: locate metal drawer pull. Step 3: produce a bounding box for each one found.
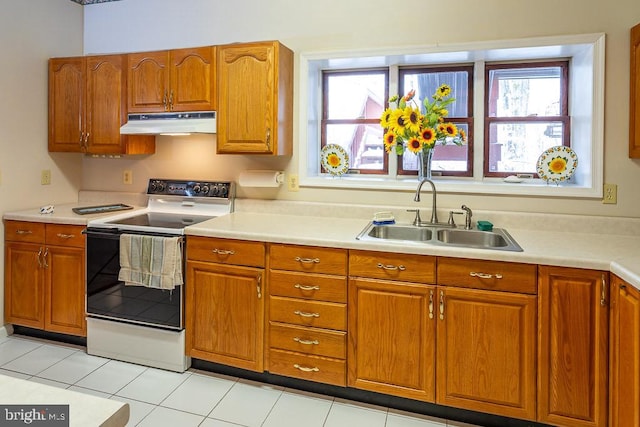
[293,364,319,373]
[56,233,75,239]
[294,310,320,318]
[294,284,320,291]
[470,272,503,279]
[439,290,445,320]
[377,263,406,271]
[212,249,235,255]
[16,230,33,235]
[36,247,44,268]
[42,248,49,268]
[600,274,607,306]
[293,337,319,345]
[295,257,320,264]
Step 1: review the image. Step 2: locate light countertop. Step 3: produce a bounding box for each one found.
[0,374,128,427]
[4,200,639,290]
[184,211,640,291]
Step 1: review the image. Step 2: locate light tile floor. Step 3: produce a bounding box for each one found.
[0,334,481,427]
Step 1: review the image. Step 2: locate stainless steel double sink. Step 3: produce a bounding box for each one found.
[356,222,523,252]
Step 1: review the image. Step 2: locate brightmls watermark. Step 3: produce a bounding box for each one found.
[0,406,69,426]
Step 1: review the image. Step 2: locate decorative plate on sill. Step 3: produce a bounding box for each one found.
[536,146,578,185]
[321,144,349,176]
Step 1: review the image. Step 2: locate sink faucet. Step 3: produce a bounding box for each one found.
[461,204,473,230]
[414,178,439,225]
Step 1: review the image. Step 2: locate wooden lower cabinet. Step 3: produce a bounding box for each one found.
[348,278,436,402]
[609,275,640,427]
[4,221,86,336]
[186,260,264,372]
[538,266,609,427]
[436,286,537,420]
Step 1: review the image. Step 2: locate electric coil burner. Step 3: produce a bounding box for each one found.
[84,179,234,372]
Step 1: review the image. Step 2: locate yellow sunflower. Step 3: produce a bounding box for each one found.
[420,128,436,146]
[383,131,398,153]
[406,137,424,154]
[402,107,422,134]
[440,123,458,137]
[389,109,407,133]
[435,84,452,99]
[379,108,394,129]
[326,153,341,168]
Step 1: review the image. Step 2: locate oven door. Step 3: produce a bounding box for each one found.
[85,227,184,331]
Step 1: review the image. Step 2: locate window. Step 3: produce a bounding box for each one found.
[321,70,388,174]
[398,66,474,177]
[485,61,569,177]
[300,33,605,198]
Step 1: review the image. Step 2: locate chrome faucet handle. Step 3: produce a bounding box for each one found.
[448,211,464,227]
[406,209,422,226]
[460,205,473,230]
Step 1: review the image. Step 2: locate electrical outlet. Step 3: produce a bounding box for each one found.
[287,174,299,192]
[41,169,51,185]
[603,183,617,204]
[123,170,133,185]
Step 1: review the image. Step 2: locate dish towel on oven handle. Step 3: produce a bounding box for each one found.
[118,234,183,290]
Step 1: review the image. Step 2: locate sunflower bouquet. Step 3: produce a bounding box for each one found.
[380,84,466,155]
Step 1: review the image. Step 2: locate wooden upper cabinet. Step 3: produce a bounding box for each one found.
[49,55,154,155]
[128,46,216,113]
[49,57,84,152]
[217,41,293,155]
[631,22,640,158]
[609,275,640,427]
[538,266,609,427]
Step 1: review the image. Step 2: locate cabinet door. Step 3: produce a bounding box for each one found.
[217,43,276,154]
[44,245,86,336]
[436,287,537,420]
[538,266,608,427]
[348,278,436,402]
[128,51,170,113]
[4,242,45,329]
[169,47,216,112]
[631,22,640,158]
[186,260,264,372]
[610,275,640,427]
[48,57,84,152]
[85,55,127,154]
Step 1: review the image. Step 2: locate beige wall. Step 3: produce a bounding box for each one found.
[0,0,83,325]
[81,0,640,217]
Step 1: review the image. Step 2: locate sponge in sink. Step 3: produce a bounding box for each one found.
[372,211,395,225]
[477,220,493,231]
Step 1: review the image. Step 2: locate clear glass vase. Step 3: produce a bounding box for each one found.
[417,149,434,180]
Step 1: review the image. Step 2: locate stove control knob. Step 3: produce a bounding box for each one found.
[201,185,210,194]
[211,185,219,196]
[154,182,166,192]
[219,185,229,196]
[192,184,201,194]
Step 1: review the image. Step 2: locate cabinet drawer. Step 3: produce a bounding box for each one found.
[4,221,45,243]
[268,348,346,387]
[269,322,346,359]
[45,224,85,248]
[349,250,436,284]
[269,270,346,303]
[270,296,346,330]
[437,257,537,294]
[269,244,347,275]
[187,236,265,267]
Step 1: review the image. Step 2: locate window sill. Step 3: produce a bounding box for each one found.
[300,175,602,199]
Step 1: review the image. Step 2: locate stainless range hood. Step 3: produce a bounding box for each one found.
[120,111,216,135]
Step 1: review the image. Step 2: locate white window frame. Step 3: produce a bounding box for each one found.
[298,33,605,198]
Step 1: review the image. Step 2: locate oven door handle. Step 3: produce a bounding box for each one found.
[83,228,123,239]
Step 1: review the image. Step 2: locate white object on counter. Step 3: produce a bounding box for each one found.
[39,205,55,214]
[238,170,284,188]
